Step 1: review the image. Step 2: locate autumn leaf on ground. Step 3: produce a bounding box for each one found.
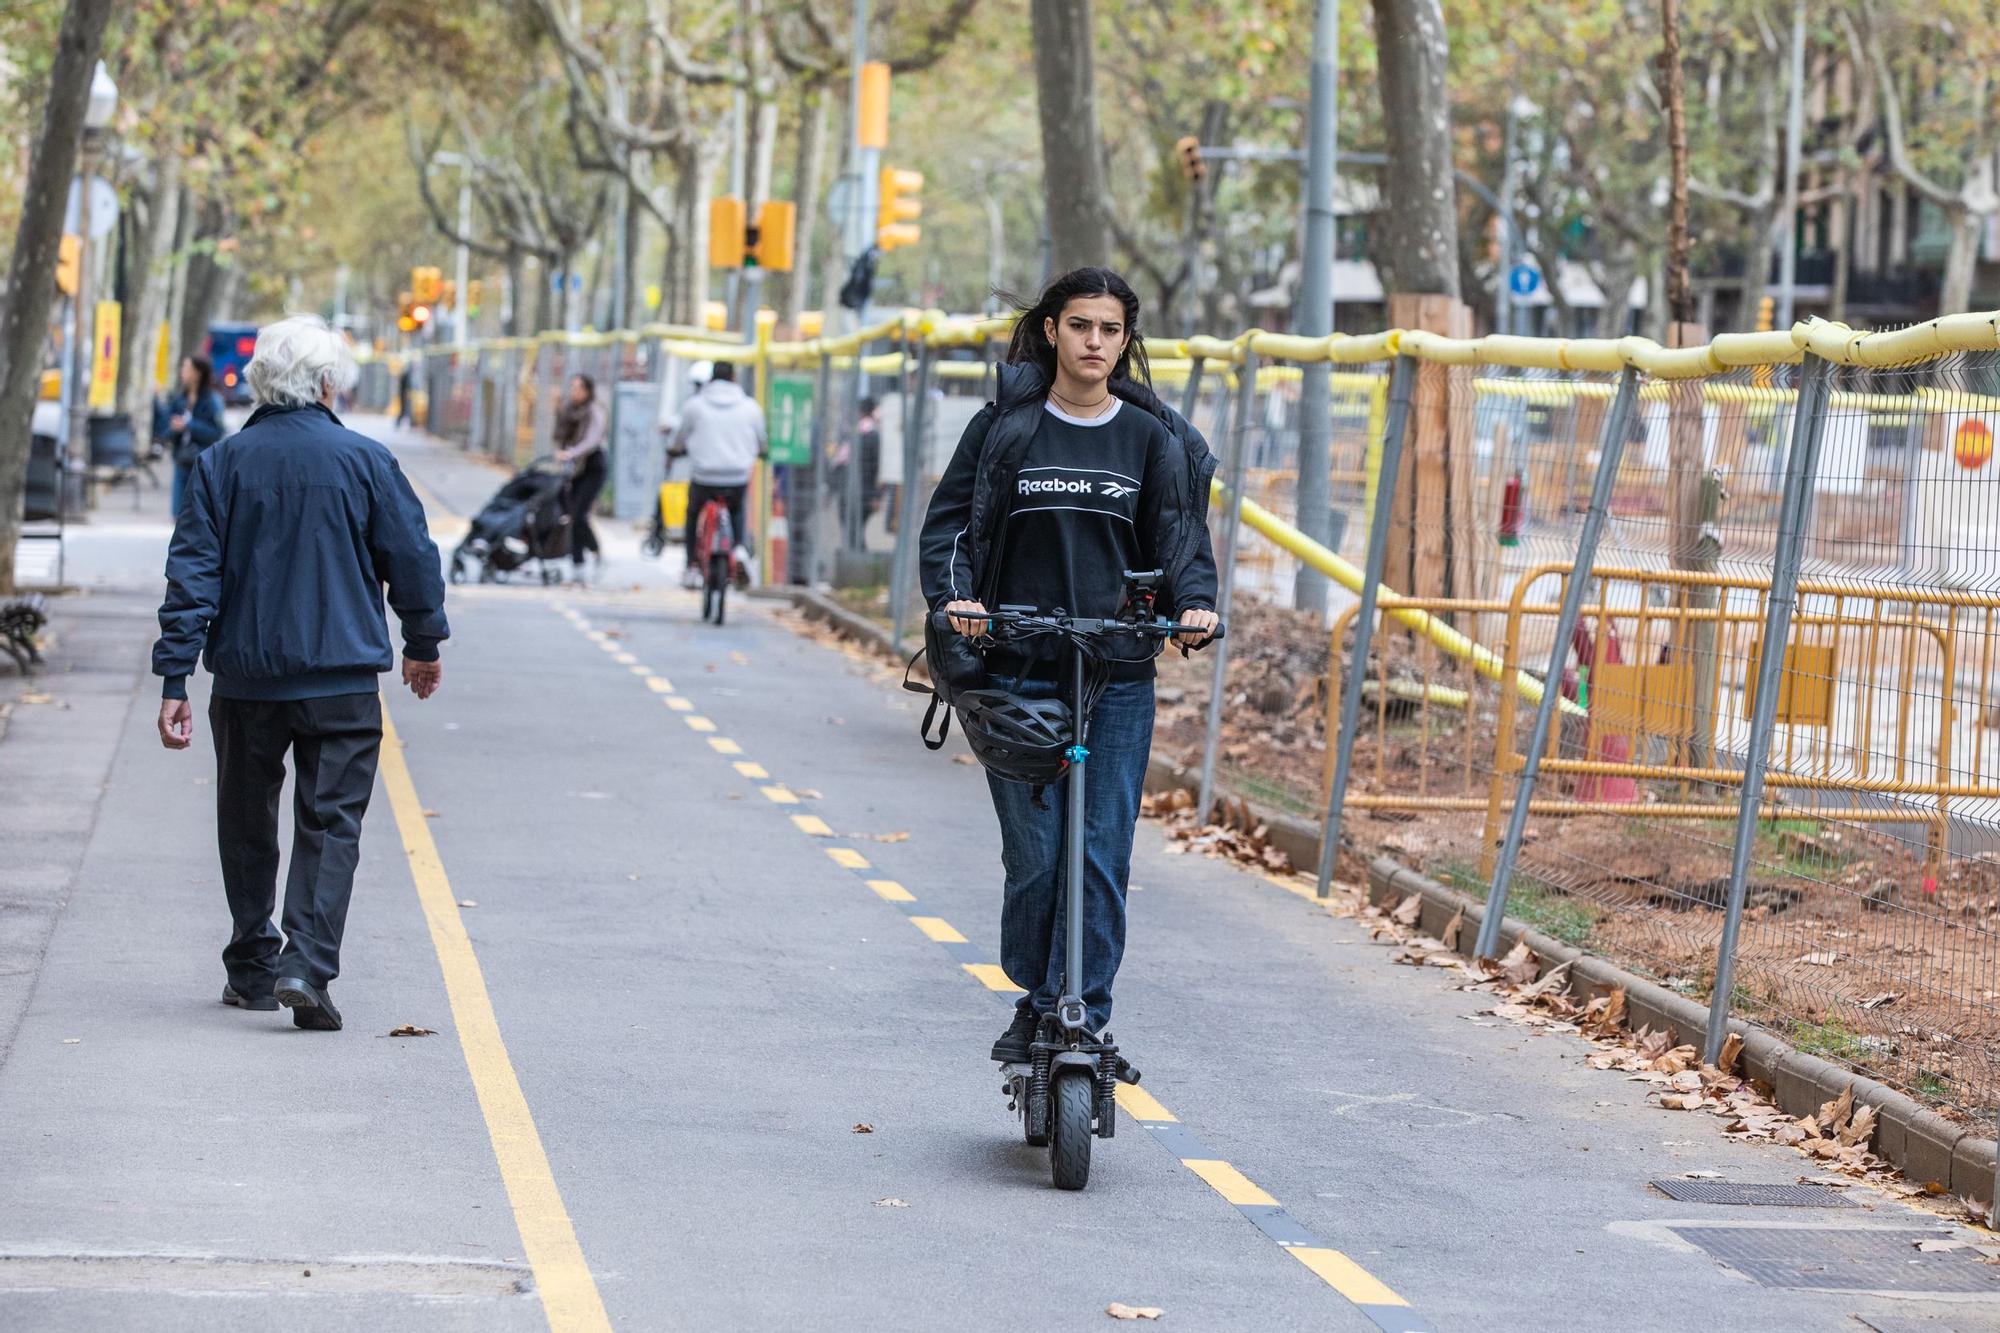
[1441,908,1464,951]
[872,1198,908,1208]
[1717,1031,1745,1075]
[952,754,977,765]
[1498,940,1539,985]
[422,809,441,819]
[18,692,53,704]
[457,899,479,908]
[1106,1304,1164,1321]
[1391,894,1423,927]
[388,1025,437,1037]
[852,1123,874,1134]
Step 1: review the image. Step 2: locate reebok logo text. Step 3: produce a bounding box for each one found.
[1019,477,1094,495]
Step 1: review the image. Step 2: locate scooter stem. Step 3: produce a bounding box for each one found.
[1059,645,1089,1035]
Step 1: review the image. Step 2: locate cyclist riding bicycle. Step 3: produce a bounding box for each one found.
[918,267,1219,1070]
[668,360,764,590]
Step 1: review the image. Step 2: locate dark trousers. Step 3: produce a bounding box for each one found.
[211,693,382,994]
[684,482,747,564]
[986,673,1155,1032]
[568,454,608,564]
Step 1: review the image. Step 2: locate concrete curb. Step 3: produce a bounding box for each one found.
[776,588,905,662]
[1362,854,1996,1204]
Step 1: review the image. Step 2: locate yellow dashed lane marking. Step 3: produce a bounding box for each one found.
[666,697,694,712]
[792,815,834,836]
[1289,1248,1410,1307]
[963,963,1024,994]
[867,879,915,902]
[613,652,637,665]
[685,716,717,733]
[909,916,967,944]
[646,676,674,693]
[379,706,612,1333]
[734,761,771,779]
[825,847,870,870]
[1114,1083,1178,1123]
[761,786,799,805]
[707,737,743,755]
[1182,1159,1280,1208]
[628,665,650,677]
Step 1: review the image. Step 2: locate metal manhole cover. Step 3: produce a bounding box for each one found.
[1671,1226,2000,1293]
[1652,1179,1858,1207]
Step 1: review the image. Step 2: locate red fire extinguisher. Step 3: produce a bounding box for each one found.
[1498,471,1524,547]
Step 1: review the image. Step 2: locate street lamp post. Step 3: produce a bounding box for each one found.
[63,60,118,515]
[429,151,473,347]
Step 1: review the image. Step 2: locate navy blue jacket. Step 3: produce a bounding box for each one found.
[153,402,448,701]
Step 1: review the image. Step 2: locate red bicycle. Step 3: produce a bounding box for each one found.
[694,492,734,624]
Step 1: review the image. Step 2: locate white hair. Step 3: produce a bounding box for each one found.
[245,314,358,409]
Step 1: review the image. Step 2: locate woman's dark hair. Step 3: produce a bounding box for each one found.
[1001,267,1150,388]
[570,373,596,401]
[186,355,214,400]
[858,396,879,416]
[711,361,737,382]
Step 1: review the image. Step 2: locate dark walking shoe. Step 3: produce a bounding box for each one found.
[274,976,342,1031]
[991,1008,1041,1063]
[220,984,279,1012]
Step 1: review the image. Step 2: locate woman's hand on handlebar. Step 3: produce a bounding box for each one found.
[943,599,989,637]
[1175,607,1219,647]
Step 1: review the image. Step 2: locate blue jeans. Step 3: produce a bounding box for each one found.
[987,672,1155,1032]
[172,461,193,520]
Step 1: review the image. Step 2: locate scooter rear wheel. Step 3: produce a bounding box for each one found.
[1049,1068,1093,1190]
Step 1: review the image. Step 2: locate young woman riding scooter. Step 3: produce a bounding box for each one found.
[917,267,1220,1073]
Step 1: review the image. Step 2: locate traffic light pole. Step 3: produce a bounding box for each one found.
[454,175,472,347]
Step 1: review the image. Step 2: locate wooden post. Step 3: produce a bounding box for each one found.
[1665,320,1721,773]
[1386,293,1472,600]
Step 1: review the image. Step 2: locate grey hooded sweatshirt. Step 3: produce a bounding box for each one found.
[671,379,766,486]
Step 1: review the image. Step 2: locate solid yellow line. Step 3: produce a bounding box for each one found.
[792,814,834,836]
[867,879,915,902]
[1114,1083,1178,1123]
[734,761,771,780]
[761,785,799,805]
[646,676,674,693]
[963,962,1024,993]
[685,716,717,733]
[825,847,870,870]
[909,916,967,944]
[666,697,694,712]
[707,737,743,755]
[1288,1247,1410,1307]
[378,705,612,1333]
[1181,1159,1280,1208]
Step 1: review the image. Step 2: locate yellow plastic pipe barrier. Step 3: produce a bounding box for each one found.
[1217,481,1586,718]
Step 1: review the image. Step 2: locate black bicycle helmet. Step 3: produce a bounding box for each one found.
[954,690,1075,785]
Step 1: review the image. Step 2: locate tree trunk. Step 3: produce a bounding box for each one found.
[177,196,231,364]
[1369,0,1459,296]
[1660,0,1694,323]
[785,81,830,327]
[121,148,182,420]
[1938,207,1980,315]
[1731,204,1779,334]
[0,0,118,593]
[1030,0,1112,273]
[162,181,192,375]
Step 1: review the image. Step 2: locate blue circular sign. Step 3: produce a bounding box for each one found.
[1507,264,1542,297]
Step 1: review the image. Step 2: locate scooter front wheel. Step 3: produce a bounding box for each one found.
[1049,1068,1093,1190]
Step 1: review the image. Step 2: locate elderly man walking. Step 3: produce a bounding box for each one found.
[153,315,449,1032]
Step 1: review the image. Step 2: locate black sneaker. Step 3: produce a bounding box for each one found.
[990,1008,1040,1063]
[220,984,279,1012]
[274,976,343,1031]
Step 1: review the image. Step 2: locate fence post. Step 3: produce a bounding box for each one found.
[1703,351,1835,1065]
[807,351,833,586]
[1313,354,1418,900]
[1474,367,1643,958]
[1196,345,1261,825]
[889,339,935,656]
[1179,355,1206,421]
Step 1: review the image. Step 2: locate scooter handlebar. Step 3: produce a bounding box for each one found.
[928,607,1224,644]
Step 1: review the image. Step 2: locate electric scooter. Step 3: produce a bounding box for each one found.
[941,571,1222,1191]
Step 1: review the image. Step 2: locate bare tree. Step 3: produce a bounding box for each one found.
[1660,0,1694,325]
[1031,0,1112,273]
[0,0,119,593]
[1370,0,1460,296]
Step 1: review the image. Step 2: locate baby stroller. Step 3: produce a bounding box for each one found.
[449,460,572,585]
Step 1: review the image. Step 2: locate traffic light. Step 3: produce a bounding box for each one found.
[467,279,482,315]
[1175,136,1206,183]
[55,233,80,296]
[752,200,796,272]
[440,280,457,311]
[410,266,443,306]
[709,196,746,269]
[877,167,923,252]
[858,62,890,150]
[1756,295,1775,332]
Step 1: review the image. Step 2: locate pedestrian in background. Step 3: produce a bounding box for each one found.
[153,314,449,1033]
[553,373,608,583]
[837,395,883,539]
[158,355,225,518]
[395,358,415,427]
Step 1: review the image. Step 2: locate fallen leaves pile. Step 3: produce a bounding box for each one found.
[1142,787,1294,874]
[1346,887,1995,1223]
[387,1025,436,1038]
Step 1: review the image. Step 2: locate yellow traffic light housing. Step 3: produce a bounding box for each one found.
[752,200,797,272]
[1175,136,1206,183]
[55,233,81,296]
[858,62,890,150]
[410,266,443,306]
[709,196,747,269]
[877,167,923,252]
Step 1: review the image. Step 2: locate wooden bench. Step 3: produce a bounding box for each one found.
[1,593,47,672]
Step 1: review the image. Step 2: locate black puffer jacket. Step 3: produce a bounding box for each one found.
[918,363,1219,616]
